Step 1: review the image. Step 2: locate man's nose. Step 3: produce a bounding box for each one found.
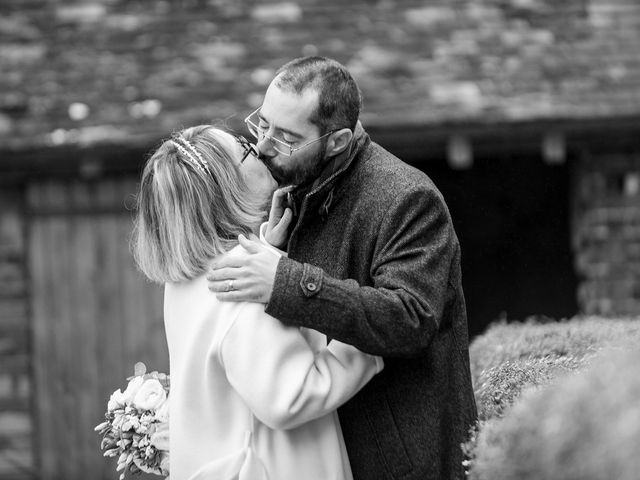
[256,136,276,157]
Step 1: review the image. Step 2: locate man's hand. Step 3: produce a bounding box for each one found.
[264,187,294,248]
[206,234,280,303]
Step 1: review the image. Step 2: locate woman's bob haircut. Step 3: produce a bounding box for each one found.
[132,125,266,284]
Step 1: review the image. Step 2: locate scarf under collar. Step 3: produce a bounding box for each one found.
[289,121,368,219]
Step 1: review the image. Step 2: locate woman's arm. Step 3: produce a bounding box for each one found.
[218,302,383,430]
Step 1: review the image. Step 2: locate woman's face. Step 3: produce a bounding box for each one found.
[218,130,278,205]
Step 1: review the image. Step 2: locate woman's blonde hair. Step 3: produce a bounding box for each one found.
[132,125,266,284]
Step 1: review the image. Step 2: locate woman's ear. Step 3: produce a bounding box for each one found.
[326,128,353,157]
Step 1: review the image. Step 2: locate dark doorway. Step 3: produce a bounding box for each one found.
[380,133,579,339]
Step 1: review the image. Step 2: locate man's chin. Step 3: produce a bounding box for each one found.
[262,164,308,189]
[260,161,288,186]
[272,171,298,188]
[277,179,298,189]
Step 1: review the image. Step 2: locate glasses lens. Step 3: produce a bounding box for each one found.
[244,110,292,156]
[271,143,291,156]
[235,136,257,162]
[245,119,259,140]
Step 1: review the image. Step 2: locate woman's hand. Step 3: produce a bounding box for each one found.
[264,187,294,248]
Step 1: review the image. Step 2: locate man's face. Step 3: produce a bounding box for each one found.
[255,82,328,188]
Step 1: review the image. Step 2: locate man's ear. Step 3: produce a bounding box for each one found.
[326,128,353,157]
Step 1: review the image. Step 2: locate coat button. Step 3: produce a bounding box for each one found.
[306,282,317,292]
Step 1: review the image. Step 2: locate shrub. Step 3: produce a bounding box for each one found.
[474,355,582,420]
[470,316,640,420]
[467,348,640,480]
[470,316,640,389]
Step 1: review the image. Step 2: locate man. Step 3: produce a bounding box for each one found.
[207,56,477,480]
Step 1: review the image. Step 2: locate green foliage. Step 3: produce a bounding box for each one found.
[465,316,640,480]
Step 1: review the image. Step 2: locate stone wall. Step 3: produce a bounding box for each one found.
[573,153,640,315]
[0,187,34,479]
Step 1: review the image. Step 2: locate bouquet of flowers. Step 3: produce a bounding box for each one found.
[95,362,170,479]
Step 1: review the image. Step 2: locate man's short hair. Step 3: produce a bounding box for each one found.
[274,56,362,134]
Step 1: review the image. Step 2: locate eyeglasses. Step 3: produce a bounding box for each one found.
[234,134,258,164]
[244,107,335,157]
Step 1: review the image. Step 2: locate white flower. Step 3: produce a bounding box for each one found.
[133,378,167,411]
[97,365,171,480]
[122,376,145,405]
[150,422,169,451]
[112,412,126,429]
[140,412,155,425]
[132,455,159,474]
[121,415,140,432]
[159,452,170,475]
[94,421,109,432]
[107,389,127,411]
[154,396,170,423]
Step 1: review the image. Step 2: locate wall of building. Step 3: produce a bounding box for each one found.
[573,153,640,316]
[2,0,640,152]
[1,0,640,477]
[0,187,34,479]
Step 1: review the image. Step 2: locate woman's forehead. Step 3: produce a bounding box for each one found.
[209,129,240,160]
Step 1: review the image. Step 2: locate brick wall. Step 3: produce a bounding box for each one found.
[573,154,640,315]
[0,187,35,479]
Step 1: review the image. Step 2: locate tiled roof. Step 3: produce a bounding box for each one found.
[1,0,640,151]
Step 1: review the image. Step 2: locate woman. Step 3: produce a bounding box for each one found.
[132,125,383,480]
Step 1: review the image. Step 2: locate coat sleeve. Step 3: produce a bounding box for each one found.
[218,302,383,430]
[265,186,460,357]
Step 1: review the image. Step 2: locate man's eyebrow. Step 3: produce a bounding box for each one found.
[257,111,303,139]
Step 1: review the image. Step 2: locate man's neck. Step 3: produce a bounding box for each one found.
[291,121,365,200]
[294,154,341,195]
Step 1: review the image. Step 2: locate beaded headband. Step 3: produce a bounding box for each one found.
[170,136,212,177]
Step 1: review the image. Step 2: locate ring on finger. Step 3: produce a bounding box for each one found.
[227,280,234,292]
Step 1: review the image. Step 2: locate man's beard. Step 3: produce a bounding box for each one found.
[259,147,327,188]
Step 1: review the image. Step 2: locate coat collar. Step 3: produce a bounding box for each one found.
[290,121,369,219]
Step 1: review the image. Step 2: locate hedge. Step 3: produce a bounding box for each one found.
[465,316,640,479]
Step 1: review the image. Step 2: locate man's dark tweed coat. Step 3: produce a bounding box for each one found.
[265,123,478,480]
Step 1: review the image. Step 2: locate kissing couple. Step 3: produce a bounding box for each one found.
[132,55,477,480]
